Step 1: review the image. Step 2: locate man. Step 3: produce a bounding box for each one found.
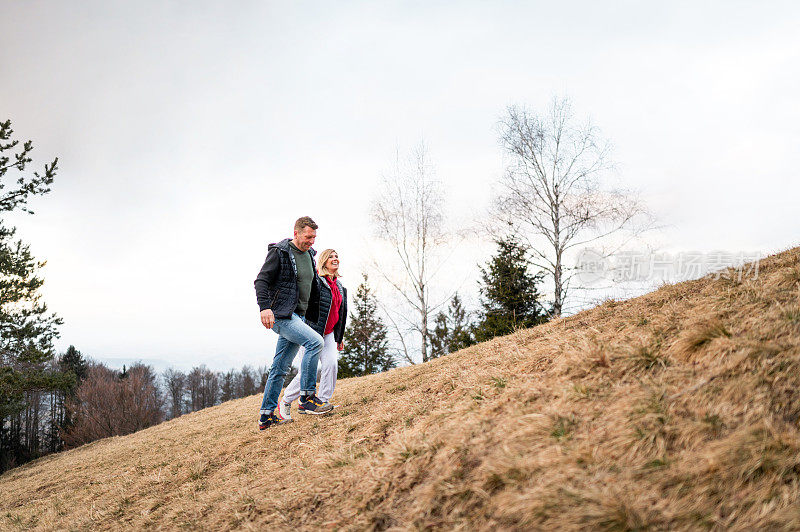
[254,216,333,430]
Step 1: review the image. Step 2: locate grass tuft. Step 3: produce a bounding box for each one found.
[551,415,578,441]
[673,318,731,361]
[491,376,507,389]
[780,305,800,324]
[626,337,670,371]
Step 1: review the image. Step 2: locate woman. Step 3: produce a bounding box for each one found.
[279,249,347,420]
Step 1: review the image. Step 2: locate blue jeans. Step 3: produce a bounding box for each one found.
[259,313,324,413]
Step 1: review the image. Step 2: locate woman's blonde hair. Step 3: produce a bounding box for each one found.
[317,248,341,278]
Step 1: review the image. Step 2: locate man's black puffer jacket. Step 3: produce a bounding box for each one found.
[254,238,320,322]
[308,276,348,343]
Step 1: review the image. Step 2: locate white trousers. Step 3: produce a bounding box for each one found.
[283,332,338,404]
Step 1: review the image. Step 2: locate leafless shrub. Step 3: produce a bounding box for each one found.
[63,363,162,447]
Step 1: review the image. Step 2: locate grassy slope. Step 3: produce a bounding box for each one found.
[2,247,800,531]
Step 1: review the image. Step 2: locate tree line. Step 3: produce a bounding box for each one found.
[1,345,297,471]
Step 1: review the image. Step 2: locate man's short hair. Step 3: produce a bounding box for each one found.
[294,216,318,232]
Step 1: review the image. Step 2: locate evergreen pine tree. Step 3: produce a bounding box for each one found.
[54,345,87,436]
[339,274,395,377]
[429,312,449,359]
[447,294,474,351]
[0,119,62,472]
[430,293,475,358]
[474,236,547,342]
[0,225,64,419]
[59,346,88,383]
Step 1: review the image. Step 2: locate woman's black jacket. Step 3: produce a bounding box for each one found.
[309,276,347,343]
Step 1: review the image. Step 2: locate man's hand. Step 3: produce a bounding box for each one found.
[337,342,344,351]
[260,309,275,329]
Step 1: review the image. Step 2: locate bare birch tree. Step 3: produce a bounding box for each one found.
[370,143,448,364]
[494,97,651,316]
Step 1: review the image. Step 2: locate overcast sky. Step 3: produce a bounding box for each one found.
[2,1,798,371]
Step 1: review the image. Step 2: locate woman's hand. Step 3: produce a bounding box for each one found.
[337,342,344,351]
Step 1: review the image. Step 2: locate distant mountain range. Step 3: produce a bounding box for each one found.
[95,353,274,374]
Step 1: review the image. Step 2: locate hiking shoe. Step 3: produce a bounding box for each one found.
[278,401,293,422]
[298,394,334,415]
[258,412,284,430]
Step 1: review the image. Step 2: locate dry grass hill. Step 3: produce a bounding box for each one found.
[2,247,800,531]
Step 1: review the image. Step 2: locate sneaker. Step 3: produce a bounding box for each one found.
[298,394,334,415]
[258,412,285,430]
[278,401,293,422]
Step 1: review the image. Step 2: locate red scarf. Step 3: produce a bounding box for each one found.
[324,275,341,335]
